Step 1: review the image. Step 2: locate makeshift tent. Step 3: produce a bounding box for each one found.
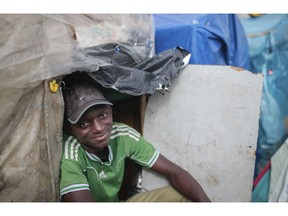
[0,14,189,201]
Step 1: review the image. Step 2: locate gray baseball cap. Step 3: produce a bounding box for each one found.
[63,82,113,124]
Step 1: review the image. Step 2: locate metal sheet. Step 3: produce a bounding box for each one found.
[142,65,263,202]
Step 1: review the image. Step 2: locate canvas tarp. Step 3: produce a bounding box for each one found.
[0,14,156,201]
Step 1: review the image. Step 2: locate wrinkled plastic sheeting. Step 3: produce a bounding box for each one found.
[0,14,154,90]
[240,14,288,177]
[0,14,155,201]
[86,47,191,95]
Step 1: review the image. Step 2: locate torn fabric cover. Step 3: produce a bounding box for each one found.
[82,46,191,95]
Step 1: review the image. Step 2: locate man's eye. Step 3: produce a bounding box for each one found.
[79,122,88,128]
[100,112,108,119]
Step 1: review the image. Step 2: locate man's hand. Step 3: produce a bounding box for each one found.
[151,154,211,202]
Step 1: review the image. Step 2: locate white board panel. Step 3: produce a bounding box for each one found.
[142,65,263,202]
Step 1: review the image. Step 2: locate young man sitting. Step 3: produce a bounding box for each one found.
[60,79,211,202]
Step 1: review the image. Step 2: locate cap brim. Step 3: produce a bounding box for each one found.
[68,100,113,124]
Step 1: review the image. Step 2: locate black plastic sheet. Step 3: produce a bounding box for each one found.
[84,46,191,95]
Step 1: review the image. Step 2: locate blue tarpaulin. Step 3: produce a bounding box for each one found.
[153,14,250,70]
[240,14,288,178]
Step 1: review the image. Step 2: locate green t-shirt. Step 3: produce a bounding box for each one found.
[60,122,159,202]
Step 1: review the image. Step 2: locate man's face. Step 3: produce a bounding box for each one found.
[69,105,113,155]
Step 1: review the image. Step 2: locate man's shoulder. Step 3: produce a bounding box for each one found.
[111,122,141,142]
[62,132,76,145]
[62,132,83,160]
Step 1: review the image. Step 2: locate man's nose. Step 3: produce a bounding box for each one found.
[91,120,103,133]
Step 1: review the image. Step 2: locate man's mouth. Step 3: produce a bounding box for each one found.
[91,129,109,141]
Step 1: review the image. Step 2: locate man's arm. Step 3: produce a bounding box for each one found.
[62,190,95,202]
[151,154,211,202]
